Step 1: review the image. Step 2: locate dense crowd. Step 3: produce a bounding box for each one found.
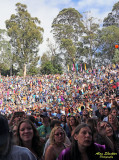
[0,64,119,160]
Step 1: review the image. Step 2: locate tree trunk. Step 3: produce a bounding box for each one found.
[23,64,26,78]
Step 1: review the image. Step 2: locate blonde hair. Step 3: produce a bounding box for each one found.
[49,126,66,145]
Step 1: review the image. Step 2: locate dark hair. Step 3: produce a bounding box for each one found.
[61,115,66,123]
[16,119,43,159]
[27,115,36,123]
[70,116,79,127]
[111,107,118,113]
[86,118,97,133]
[70,123,96,160]
[50,120,61,129]
[99,121,118,153]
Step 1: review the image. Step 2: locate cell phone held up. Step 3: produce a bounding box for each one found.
[14,111,25,118]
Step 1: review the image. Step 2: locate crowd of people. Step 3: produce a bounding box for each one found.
[0,64,119,159]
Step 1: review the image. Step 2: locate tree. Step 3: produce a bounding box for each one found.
[103,2,119,27]
[81,12,101,68]
[0,29,12,73]
[113,49,119,64]
[41,52,50,65]
[98,25,119,61]
[5,3,43,76]
[51,8,84,67]
[40,61,54,75]
[40,52,63,75]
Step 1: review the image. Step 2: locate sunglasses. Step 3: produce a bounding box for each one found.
[54,132,64,136]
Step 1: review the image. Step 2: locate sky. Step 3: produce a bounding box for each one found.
[0,0,119,57]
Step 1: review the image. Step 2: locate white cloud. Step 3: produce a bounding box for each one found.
[77,0,118,19]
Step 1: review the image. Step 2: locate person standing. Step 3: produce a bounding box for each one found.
[0,114,37,160]
[37,112,51,145]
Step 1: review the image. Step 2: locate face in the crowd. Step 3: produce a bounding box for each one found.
[111,109,117,116]
[54,128,65,144]
[61,115,66,122]
[99,108,104,115]
[100,122,113,137]
[83,110,88,116]
[42,116,50,126]
[104,109,109,116]
[105,123,113,137]
[70,108,73,113]
[108,115,115,124]
[19,122,34,143]
[13,125,17,137]
[70,117,76,126]
[74,127,92,148]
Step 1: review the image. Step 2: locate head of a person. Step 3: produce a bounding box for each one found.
[70,108,73,113]
[99,121,114,138]
[69,116,78,127]
[110,107,118,116]
[0,114,12,156]
[97,104,102,110]
[108,114,118,126]
[61,115,66,123]
[82,109,89,117]
[104,108,111,116]
[86,118,97,133]
[99,107,104,115]
[50,120,61,130]
[16,119,40,146]
[12,124,18,137]
[49,126,66,145]
[57,108,61,114]
[72,123,93,150]
[40,112,50,126]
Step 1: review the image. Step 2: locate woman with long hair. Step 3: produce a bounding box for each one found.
[96,121,119,153]
[44,126,68,160]
[16,119,43,160]
[68,116,79,137]
[57,123,118,160]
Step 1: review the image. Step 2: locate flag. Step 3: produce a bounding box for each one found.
[80,64,82,72]
[84,63,86,71]
[76,64,78,71]
[73,64,75,71]
[67,65,69,72]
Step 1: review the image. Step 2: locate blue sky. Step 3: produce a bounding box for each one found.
[0,0,119,56]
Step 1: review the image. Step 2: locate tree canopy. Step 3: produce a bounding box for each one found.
[5,3,44,75]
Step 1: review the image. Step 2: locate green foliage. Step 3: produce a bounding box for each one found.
[81,13,101,68]
[5,3,43,75]
[52,8,84,67]
[60,39,76,62]
[103,2,119,27]
[99,25,119,60]
[40,61,62,75]
[112,49,119,63]
[41,53,50,65]
[28,65,39,76]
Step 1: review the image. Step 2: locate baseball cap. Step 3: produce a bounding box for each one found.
[0,114,9,146]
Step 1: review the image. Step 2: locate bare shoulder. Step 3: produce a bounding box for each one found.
[45,145,55,160]
[47,144,54,151]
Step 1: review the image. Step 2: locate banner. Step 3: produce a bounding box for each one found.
[84,63,86,71]
[73,64,75,71]
[67,64,69,72]
[76,63,78,72]
[80,64,82,72]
